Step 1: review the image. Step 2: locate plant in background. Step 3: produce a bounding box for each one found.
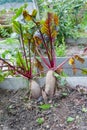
[37,0,85,44]
[0,8,14,38]
[0,27,12,38]
[55,38,66,57]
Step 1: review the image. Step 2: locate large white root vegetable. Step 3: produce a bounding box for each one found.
[30,80,41,99]
[45,70,56,97]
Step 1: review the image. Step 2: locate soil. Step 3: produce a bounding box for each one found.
[0,85,87,130]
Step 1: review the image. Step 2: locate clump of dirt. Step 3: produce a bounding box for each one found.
[0,86,87,130]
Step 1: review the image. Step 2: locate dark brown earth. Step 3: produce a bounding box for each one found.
[0,85,87,130]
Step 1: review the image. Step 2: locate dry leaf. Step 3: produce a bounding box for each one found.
[69,58,75,65]
[41,12,57,39]
[23,10,32,21]
[33,36,42,46]
[55,67,63,74]
[34,58,44,72]
[74,55,85,63]
[52,30,57,38]
[72,63,77,75]
[54,14,59,25]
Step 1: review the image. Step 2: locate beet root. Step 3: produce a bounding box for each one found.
[30,80,41,99]
[45,70,56,97]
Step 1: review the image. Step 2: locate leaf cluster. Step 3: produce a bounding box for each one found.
[37,0,86,44]
[0,8,87,82]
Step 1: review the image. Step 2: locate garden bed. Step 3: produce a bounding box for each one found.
[0,85,87,130]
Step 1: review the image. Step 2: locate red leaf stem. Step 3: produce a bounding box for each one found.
[54,57,70,71]
[0,58,31,79]
[32,19,52,66]
[28,39,32,77]
[36,48,51,68]
[47,13,54,67]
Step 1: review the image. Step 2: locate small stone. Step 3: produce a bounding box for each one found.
[49,100,52,104]
[25,103,32,110]
[0,110,3,114]
[59,124,64,127]
[1,124,3,127]
[23,127,27,130]
[46,125,50,129]
[56,124,59,127]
